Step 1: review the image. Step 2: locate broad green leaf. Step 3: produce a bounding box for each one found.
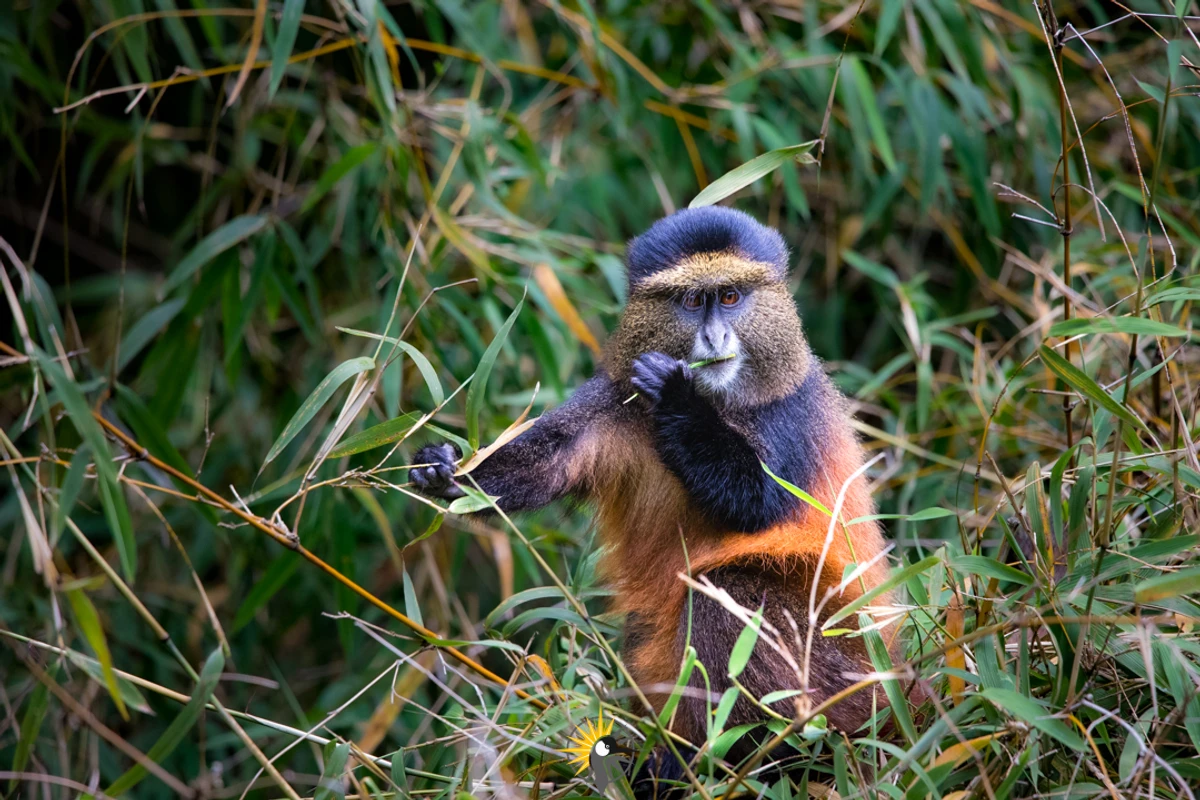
[268,0,305,98]
[981,688,1086,752]
[329,413,413,458]
[1134,566,1200,603]
[465,294,525,450]
[447,488,500,514]
[315,742,351,800]
[33,348,137,579]
[951,555,1033,586]
[163,215,269,295]
[727,608,763,678]
[1049,317,1191,338]
[823,555,940,629]
[116,298,185,372]
[1039,345,1150,437]
[264,356,375,465]
[66,588,129,721]
[302,144,379,214]
[689,142,818,208]
[106,648,225,796]
[337,326,444,406]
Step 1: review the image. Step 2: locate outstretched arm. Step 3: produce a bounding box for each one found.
[631,353,813,533]
[411,375,618,513]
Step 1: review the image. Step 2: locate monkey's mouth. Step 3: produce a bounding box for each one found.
[692,354,741,392]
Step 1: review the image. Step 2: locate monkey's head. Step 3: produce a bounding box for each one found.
[605,207,812,405]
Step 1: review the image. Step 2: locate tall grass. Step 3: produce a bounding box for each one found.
[2,1,1199,798]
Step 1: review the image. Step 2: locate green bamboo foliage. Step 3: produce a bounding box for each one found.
[2,1,1199,798]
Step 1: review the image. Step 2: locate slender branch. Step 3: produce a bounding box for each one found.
[90,410,549,711]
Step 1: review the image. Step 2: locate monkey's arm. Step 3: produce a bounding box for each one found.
[411,374,617,512]
[632,353,813,533]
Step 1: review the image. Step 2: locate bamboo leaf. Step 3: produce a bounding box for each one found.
[163,215,269,296]
[302,143,379,214]
[981,688,1087,752]
[532,263,601,355]
[337,326,444,406]
[314,741,350,798]
[232,552,303,632]
[764,462,832,516]
[727,608,763,678]
[328,413,467,460]
[1049,317,1191,338]
[823,555,940,629]
[8,664,55,793]
[465,294,524,450]
[33,348,137,579]
[950,555,1033,586]
[106,648,225,796]
[66,588,129,721]
[1039,345,1150,436]
[116,298,186,372]
[1134,566,1200,603]
[264,356,375,465]
[402,566,423,629]
[689,142,818,208]
[268,0,305,98]
[447,486,500,514]
[63,648,154,715]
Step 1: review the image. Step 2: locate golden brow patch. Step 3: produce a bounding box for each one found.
[634,253,778,293]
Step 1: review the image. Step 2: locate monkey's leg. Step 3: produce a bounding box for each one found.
[674,562,880,762]
[411,374,619,512]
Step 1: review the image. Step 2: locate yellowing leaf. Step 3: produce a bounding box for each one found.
[532,264,601,355]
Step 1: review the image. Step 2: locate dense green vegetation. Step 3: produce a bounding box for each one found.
[2,1,1199,797]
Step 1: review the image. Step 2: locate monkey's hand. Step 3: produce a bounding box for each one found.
[410,442,467,499]
[631,352,692,408]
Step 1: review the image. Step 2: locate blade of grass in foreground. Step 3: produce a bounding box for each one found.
[105,649,224,796]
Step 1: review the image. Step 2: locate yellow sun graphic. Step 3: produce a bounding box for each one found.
[561,710,614,775]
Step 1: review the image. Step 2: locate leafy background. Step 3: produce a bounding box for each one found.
[2,1,1199,798]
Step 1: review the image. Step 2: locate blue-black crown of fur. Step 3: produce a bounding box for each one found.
[626,207,789,289]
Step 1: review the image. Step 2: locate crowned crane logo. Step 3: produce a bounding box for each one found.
[562,711,635,796]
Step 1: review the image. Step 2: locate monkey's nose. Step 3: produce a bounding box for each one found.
[703,327,731,353]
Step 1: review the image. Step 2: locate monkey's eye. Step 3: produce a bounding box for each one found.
[719,289,742,307]
[681,293,705,312]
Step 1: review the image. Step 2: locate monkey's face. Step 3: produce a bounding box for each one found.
[606,254,811,405]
